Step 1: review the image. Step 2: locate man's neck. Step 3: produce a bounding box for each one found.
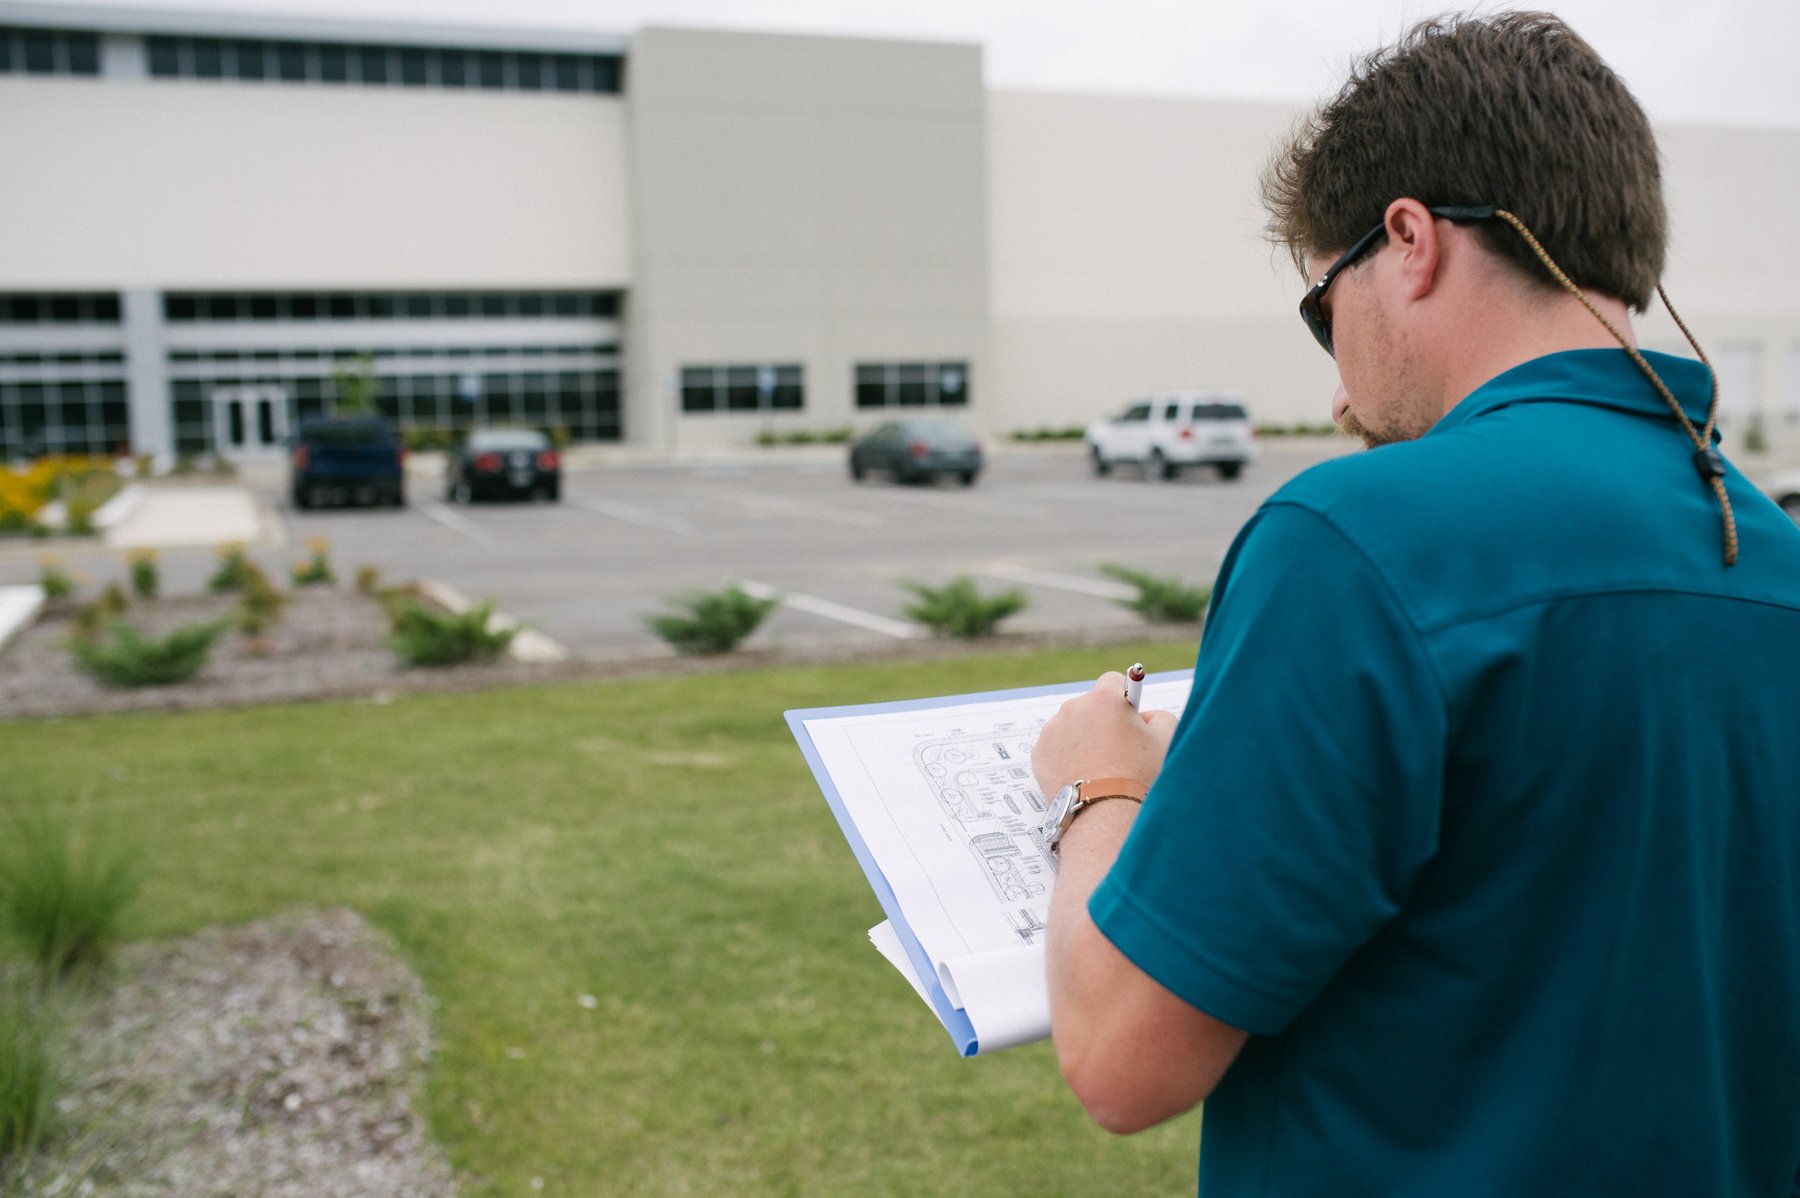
[1435,285,1639,416]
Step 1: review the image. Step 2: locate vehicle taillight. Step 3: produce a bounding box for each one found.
[910,441,928,459]
[536,451,559,471]
[474,453,502,472]
[1179,427,1194,440]
[396,444,408,464]
[293,445,310,469]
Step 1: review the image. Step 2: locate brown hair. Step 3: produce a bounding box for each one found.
[1262,11,1666,310]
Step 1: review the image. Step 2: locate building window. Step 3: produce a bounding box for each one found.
[140,33,623,93]
[0,293,122,325]
[0,26,101,76]
[164,290,618,322]
[854,362,970,409]
[681,364,804,414]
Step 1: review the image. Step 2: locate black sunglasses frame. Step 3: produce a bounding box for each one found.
[1298,205,1497,356]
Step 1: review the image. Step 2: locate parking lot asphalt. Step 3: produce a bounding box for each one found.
[2,440,1358,662]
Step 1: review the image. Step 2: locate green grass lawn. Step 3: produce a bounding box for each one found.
[1,638,1206,1196]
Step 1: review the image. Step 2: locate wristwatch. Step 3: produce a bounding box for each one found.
[1040,776,1146,854]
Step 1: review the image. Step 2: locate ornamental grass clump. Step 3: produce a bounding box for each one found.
[35,560,75,604]
[0,980,60,1167]
[1099,563,1212,624]
[235,565,288,641]
[901,575,1028,639]
[71,620,227,688]
[292,537,335,587]
[207,542,256,593]
[388,599,516,667]
[0,810,141,978]
[643,584,780,655]
[125,548,159,600]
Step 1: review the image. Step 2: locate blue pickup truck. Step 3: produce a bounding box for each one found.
[289,417,406,509]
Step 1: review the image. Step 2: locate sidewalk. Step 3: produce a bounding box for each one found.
[103,485,275,551]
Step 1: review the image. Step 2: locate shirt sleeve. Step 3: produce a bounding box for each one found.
[1089,501,1448,1037]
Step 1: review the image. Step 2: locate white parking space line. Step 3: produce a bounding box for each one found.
[979,563,1137,600]
[740,580,921,639]
[411,500,497,545]
[702,487,883,529]
[565,493,698,538]
[859,488,1050,522]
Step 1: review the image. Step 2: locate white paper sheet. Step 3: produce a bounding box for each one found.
[804,677,1192,1053]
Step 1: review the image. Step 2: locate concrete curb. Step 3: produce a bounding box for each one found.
[414,580,569,664]
[0,584,46,653]
[94,484,147,530]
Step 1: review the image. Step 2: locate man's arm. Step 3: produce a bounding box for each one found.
[1034,674,1250,1134]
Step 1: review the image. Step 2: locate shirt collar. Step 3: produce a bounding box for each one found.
[1429,349,1717,438]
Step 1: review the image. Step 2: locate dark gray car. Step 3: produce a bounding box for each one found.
[849,419,983,486]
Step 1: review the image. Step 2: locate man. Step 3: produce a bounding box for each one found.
[1032,13,1800,1195]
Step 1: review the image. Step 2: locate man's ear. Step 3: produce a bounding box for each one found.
[1382,198,1443,301]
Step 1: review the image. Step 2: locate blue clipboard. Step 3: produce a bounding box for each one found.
[785,669,1193,1056]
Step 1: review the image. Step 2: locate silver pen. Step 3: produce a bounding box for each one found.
[1124,662,1145,711]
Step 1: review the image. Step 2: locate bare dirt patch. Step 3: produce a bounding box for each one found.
[13,909,455,1198]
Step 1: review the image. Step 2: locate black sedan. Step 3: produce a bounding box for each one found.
[848,419,983,486]
[444,428,561,502]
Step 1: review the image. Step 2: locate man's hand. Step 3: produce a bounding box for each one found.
[1032,671,1178,799]
[1037,673,1247,1134]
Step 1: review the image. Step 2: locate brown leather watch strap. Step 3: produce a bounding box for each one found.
[1078,777,1147,805]
[1062,776,1146,842]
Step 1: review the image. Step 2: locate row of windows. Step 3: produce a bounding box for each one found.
[854,362,970,409]
[0,26,100,76]
[169,371,621,453]
[0,351,127,366]
[164,291,619,323]
[0,294,123,326]
[0,380,130,459]
[680,365,806,414]
[145,36,623,93]
[168,344,616,365]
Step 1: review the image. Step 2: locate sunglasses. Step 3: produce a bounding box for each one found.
[1298,204,1497,356]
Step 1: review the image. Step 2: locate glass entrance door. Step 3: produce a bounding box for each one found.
[210,384,290,461]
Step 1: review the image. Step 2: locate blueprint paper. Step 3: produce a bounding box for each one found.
[789,671,1193,1055]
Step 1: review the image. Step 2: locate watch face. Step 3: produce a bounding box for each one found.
[1042,782,1081,845]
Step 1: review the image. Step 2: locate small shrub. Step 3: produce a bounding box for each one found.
[235,567,288,639]
[1100,563,1212,623]
[126,549,159,600]
[901,576,1028,638]
[354,564,383,595]
[0,981,60,1163]
[819,426,854,444]
[207,543,256,593]
[292,537,335,586]
[35,561,74,603]
[97,582,129,616]
[388,599,516,667]
[71,619,227,688]
[0,809,141,977]
[644,585,780,655]
[68,603,104,642]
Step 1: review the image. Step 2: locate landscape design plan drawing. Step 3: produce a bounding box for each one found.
[788,671,1194,1056]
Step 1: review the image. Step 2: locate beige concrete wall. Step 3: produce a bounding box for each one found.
[987,90,1800,445]
[626,26,988,454]
[987,90,1339,434]
[0,77,632,289]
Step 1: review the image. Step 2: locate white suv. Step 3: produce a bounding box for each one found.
[1085,392,1258,480]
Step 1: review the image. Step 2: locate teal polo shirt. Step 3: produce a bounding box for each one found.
[1090,350,1800,1196]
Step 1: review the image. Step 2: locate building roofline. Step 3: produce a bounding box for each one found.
[0,1,631,55]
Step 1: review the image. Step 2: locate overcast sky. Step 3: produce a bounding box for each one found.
[26,0,1800,128]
